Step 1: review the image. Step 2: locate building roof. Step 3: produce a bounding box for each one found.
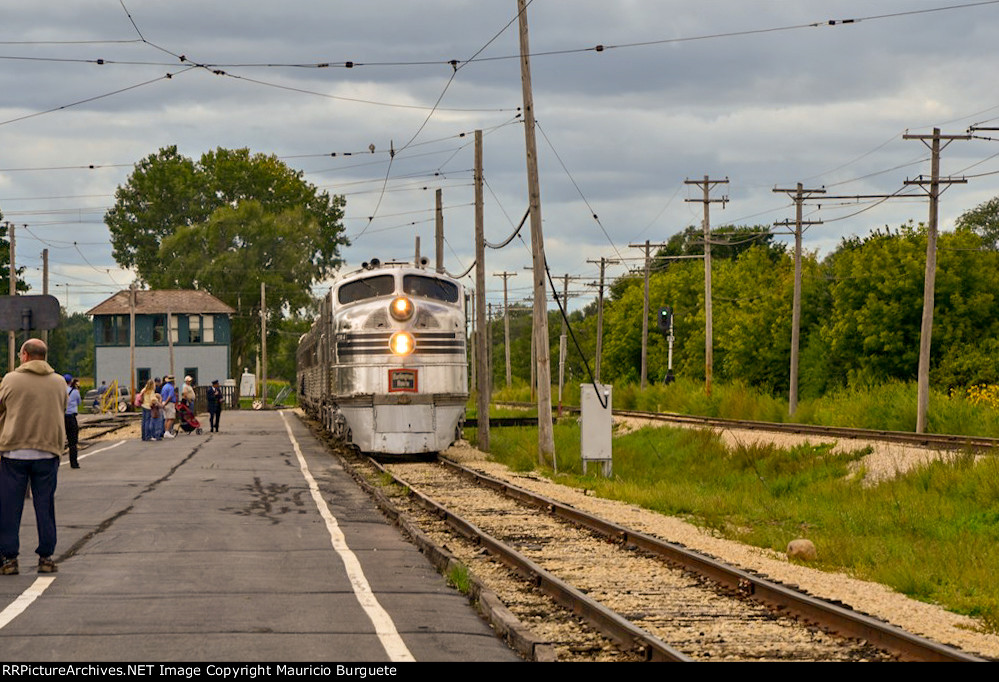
[87,290,236,316]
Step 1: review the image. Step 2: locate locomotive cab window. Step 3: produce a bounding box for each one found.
[337,275,395,304]
[403,275,459,303]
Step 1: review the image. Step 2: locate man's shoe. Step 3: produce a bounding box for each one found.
[163,432,175,439]
[38,557,57,574]
[1,558,19,575]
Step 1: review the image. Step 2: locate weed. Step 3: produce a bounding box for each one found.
[447,562,471,594]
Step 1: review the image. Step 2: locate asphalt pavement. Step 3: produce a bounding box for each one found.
[0,410,520,662]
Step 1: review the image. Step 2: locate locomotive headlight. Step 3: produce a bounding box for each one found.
[389,296,414,321]
[389,331,416,356]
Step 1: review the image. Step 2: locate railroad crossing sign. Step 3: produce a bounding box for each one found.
[0,295,61,331]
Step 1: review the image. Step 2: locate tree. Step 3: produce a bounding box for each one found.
[656,224,785,262]
[105,147,348,372]
[47,311,94,380]
[154,201,338,373]
[955,195,999,250]
[106,146,347,284]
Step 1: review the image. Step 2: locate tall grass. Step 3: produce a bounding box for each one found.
[490,377,999,437]
[473,422,999,631]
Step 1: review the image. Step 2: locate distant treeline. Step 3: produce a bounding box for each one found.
[489,198,999,399]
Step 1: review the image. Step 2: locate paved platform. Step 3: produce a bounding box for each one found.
[0,410,520,662]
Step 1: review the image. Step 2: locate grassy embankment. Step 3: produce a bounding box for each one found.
[467,378,999,631]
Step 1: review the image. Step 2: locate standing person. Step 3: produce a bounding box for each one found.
[181,375,196,407]
[139,379,157,442]
[65,376,82,468]
[0,339,67,575]
[206,379,223,433]
[161,375,177,439]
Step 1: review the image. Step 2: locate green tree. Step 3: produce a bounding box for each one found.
[106,146,347,283]
[955,195,999,250]
[48,311,94,380]
[155,201,339,373]
[105,147,348,372]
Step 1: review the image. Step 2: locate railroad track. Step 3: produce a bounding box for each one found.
[341,447,984,661]
[492,402,999,451]
[78,414,138,447]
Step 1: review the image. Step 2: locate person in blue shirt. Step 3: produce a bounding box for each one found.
[64,375,82,469]
[160,375,177,439]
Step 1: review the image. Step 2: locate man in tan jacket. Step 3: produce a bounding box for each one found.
[0,338,67,575]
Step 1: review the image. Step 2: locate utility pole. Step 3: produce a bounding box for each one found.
[903,128,969,433]
[474,129,490,451]
[8,222,15,371]
[586,257,619,383]
[556,273,587,415]
[517,0,554,463]
[493,271,517,388]
[129,285,136,398]
[684,176,728,396]
[41,249,49,346]
[167,309,175,379]
[628,241,669,389]
[435,188,444,273]
[260,282,267,408]
[773,183,825,416]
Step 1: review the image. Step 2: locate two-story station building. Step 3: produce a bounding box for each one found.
[87,289,235,389]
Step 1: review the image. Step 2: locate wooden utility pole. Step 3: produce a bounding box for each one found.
[628,241,669,389]
[167,309,175,378]
[474,129,490,451]
[773,183,825,416]
[129,285,136,397]
[517,0,554,462]
[41,249,49,346]
[8,222,15,370]
[435,188,444,273]
[684,176,728,396]
[493,271,517,388]
[586,257,619,383]
[555,274,587,415]
[260,282,267,408]
[903,128,969,433]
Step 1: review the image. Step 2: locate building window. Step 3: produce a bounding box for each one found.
[170,314,179,344]
[188,315,201,343]
[184,367,199,385]
[100,315,130,345]
[137,368,151,386]
[202,315,214,343]
[152,315,166,344]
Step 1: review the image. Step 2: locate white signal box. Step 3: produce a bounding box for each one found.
[580,383,612,476]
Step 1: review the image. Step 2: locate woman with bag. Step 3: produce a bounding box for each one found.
[139,380,158,441]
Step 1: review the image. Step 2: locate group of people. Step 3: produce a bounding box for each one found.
[137,375,224,440]
[0,340,228,576]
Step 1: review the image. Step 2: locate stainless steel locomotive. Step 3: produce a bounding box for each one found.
[297,259,468,454]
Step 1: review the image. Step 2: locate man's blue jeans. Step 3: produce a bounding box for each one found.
[0,456,59,559]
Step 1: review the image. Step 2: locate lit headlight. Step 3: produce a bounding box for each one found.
[389,331,415,356]
[389,296,414,321]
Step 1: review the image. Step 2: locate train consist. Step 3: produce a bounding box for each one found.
[297,259,468,454]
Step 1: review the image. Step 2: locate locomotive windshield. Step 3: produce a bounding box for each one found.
[403,275,459,303]
[337,275,395,304]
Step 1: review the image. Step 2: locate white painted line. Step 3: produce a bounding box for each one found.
[0,577,56,630]
[279,411,415,663]
[79,440,127,462]
[60,439,127,468]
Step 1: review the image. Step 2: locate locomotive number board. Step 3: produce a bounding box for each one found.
[388,368,418,393]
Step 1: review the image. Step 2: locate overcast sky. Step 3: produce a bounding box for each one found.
[2,0,998,314]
